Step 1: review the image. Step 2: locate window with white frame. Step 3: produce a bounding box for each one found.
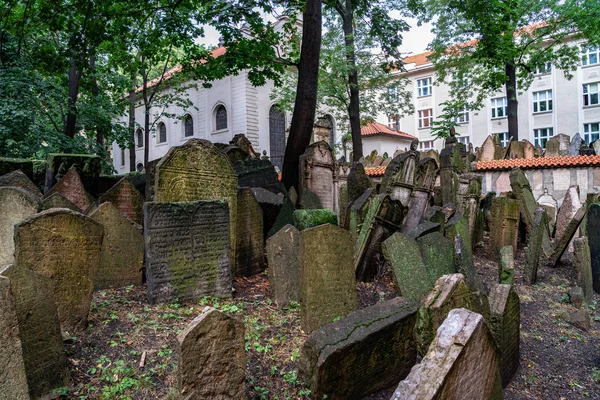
[387,86,398,102]
[491,97,507,118]
[120,148,125,166]
[534,62,552,75]
[458,136,470,144]
[215,105,228,130]
[136,128,143,148]
[582,45,600,66]
[534,127,554,149]
[418,109,433,128]
[584,122,600,144]
[157,122,167,143]
[533,90,553,113]
[184,114,194,137]
[583,82,599,106]
[455,107,469,123]
[388,114,400,131]
[417,77,432,97]
[496,132,509,147]
[419,140,434,150]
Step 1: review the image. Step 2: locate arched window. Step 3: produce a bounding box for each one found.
[136,162,144,172]
[120,148,125,166]
[184,114,194,137]
[269,105,286,169]
[215,105,227,130]
[157,122,167,143]
[136,128,143,148]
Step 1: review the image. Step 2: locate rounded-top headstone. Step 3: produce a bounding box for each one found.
[0,186,40,266]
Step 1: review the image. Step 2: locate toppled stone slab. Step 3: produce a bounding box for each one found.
[549,205,586,266]
[299,297,417,399]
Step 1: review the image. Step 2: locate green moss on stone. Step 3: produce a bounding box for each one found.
[293,209,338,231]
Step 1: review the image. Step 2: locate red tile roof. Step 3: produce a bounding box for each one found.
[476,155,600,171]
[403,51,434,67]
[365,166,387,177]
[361,121,416,140]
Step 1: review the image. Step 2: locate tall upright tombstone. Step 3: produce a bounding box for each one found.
[0,187,39,266]
[0,276,30,399]
[544,133,570,157]
[457,174,483,241]
[380,144,419,206]
[588,203,600,294]
[402,158,438,233]
[299,224,358,333]
[235,188,265,276]
[573,237,594,302]
[154,139,238,270]
[490,197,520,259]
[144,201,232,304]
[89,203,144,289]
[478,134,504,161]
[299,141,337,212]
[14,209,103,334]
[488,284,520,387]
[45,165,94,211]
[94,177,145,225]
[524,207,547,285]
[0,265,69,398]
[266,225,300,308]
[554,186,581,245]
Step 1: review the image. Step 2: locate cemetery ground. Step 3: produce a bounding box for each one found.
[54,236,600,400]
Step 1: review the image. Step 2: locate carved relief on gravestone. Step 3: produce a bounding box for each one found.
[178,307,246,400]
[95,177,145,225]
[489,284,520,387]
[0,170,41,197]
[89,203,143,290]
[0,187,39,267]
[235,188,265,277]
[402,157,438,234]
[154,139,238,269]
[299,141,337,212]
[144,201,232,304]
[0,276,30,399]
[0,265,68,398]
[380,147,419,206]
[45,166,94,211]
[299,224,358,333]
[537,188,558,227]
[14,209,103,334]
[266,225,300,308]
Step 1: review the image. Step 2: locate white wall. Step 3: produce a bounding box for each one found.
[362,135,414,157]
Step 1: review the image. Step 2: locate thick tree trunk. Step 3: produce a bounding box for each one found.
[90,56,104,147]
[65,57,82,139]
[128,73,137,172]
[144,102,150,171]
[281,0,322,191]
[505,61,519,141]
[341,1,363,161]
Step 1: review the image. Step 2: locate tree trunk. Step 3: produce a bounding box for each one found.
[65,56,82,139]
[505,61,518,141]
[90,56,104,147]
[281,0,322,191]
[144,102,150,171]
[128,73,137,172]
[340,1,363,161]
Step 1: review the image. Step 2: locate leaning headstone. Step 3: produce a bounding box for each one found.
[0,265,68,398]
[89,203,144,289]
[490,197,520,260]
[0,187,39,267]
[347,162,372,204]
[154,139,239,269]
[548,205,586,266]
[446,217,482,291]
[235,188,265,277]
[94,177,145,226]
[382,232,433,303]
[587,203,600,293]
[0,170,41,197]
[499,246,515,284]
[570,133,583,157]
[293,209,337,231]
[573,237,594,302]
[14,209,103,334]
[39,192,79,212]
[299,297,417,399]
[266,225,300,308]
[178,307,246,400]
[545,133,570,157]
[45,166,94,211]
[0,276,30,399]
[408,221,442,240]
[417,232,455,284]
[554,186,581,244]
[394,308,503,400]
[299,224,358,333]
[299,141,336,212]
[380,149,419,206]
[488,284,520,387]
[347,187,375,237]
[524,207,547,285]
[144,201,232,303]
[402,158,438,233]
[251,188,283,239]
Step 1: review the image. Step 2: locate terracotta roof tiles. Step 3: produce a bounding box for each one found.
[476,155,600,171]
[361,121,416,139]
[365,166,387,177]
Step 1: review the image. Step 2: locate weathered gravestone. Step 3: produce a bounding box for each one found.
[0,276,30,399]
[299,297,417,399]
[382,232,433,303]
[178,307,246,400]
[523,139,536,159]
[154,139,239,270]
[266,225,300,308]
[232,157,279,189]
[573,237,594,302]
[44,153,101,194]
[346,187,375,237]
[548,205,586,266]
[545,133,570,157]
[338,184,348,225]
[414,273,489,355]
[347,162,372,204]
[0,170,41,197]
[267,197,296,238]
[94,177,145,225]
[293,209,337,231]
[570,133,583,156]
[89,203,143,289]
[554,186,581,246]
[14,209,103,334]
[39,192,80,212]
[499,245,515,284]
[251,187,283,239]
[235,188,265,276]
[45,165,94,211]
[524,207,547,285]
[0,265,68,398]
[446,217,483,291]
[0,187,39,266]
[588,203,600,293]
[478,134,504,161]
[408,221,442,240]
[416,232,455,286]
[402,158,438,233]
[537,188,558,228]
[299,141,337,212]
[456,174,482,240]
[393,308,503,400]
[489,284,520,387]
[299,224,358,333]
[490,197,520,260]
[144,201,232,303]
[380,147,419,206]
